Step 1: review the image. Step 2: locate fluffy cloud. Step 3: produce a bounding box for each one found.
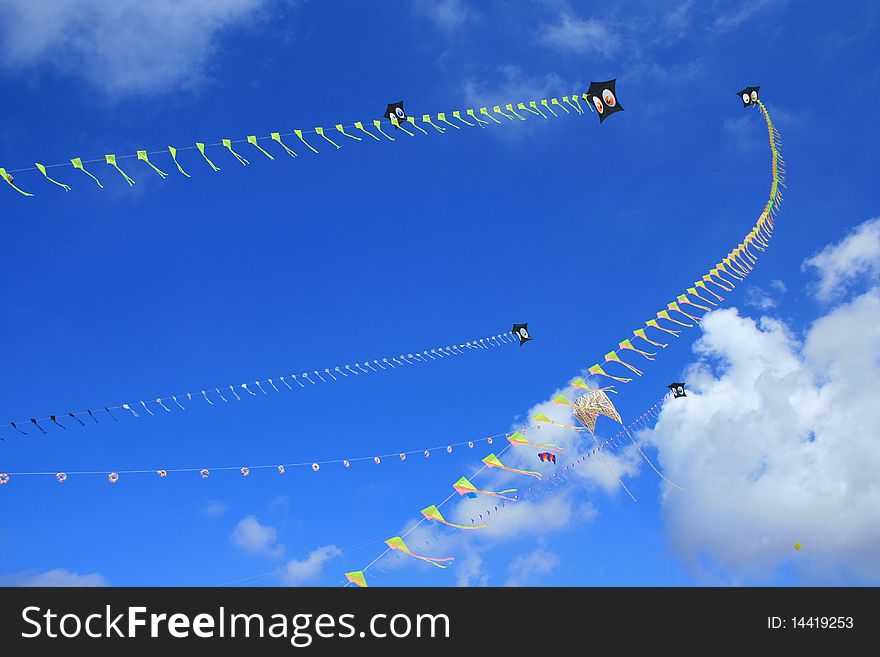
[744,279,786,310]
[0,0,269,97]
[803,217,880,301]
[536,12,619,57]
[505,547,560,586]
[282,545,342,586]
[230,516,284,558]
[646,290,880,583]
[415,0,473,33]
[5,568,108,587]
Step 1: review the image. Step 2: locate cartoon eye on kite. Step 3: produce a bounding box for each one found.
[200,469,210,479]
[108,473,119,484]
[385,101,408,126]
[343,460,351,468]
[423,450,430,458]
[373,456,381,464]
[399,453,407,461]
[0,473,9,485]
[468,441,474,449]
[56,472,67,483]
[667,381,686,398]
[512,322,533,346]
[312,463,321,472]
[241,467,250,477]
[277,465,286,474]
[157,469,167,478]
[736,86,760,108]
[587,79,623,123]
[446,446,453,454]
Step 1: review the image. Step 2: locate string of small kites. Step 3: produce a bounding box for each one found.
[342,88,784,586]
[0,328,521,441]
[0,80,622,198]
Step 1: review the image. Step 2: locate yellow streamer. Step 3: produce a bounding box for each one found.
[452,110,474,126]
[137,150,168,179]
[0,167,33,196]
[247,135,275,160]
[389,116,415,137]
[421,114,445,133]
[196,143,220,171]
[71,157,103,187]
[294,130,320,153]
[35,163,71,191]
[105,154,135,186]
[168,146,192,177]
[480,107,502,124]
[315,127,341,149]
[270,132,298,157]
[353,121,380,141]
[222,139,249,165]
[436,112,459,130]
[372,120,395,142]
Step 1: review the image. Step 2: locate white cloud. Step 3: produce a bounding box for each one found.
[745,279,786,310]
[4,568,108,587]
[200,499,229,517]
[0,0,269,97]
[803,217,880,302]
[282,545,342,586]
[714,0,784,31]
[230,515,284,558]
[416,0,472,33]
[506,547,560,586]
[646,293,880,583]
[537,12,619,57]
[462,65,568,113]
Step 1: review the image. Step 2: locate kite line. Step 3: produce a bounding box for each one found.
[0,83,614,197]
[342,88,783,587]
[1,329,518,439]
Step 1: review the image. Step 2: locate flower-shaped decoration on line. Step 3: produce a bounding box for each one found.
[200,469,210,479]
[343,460,351,468]
[446,446,453,454]
[399,453,407,461]
[277,465,285,475]
[0,473,9,485]
[56,472,67,483]
[423,450,430,458]
[468,441,474,449]
[241,467,250,477]
[108,473,119,484]
[157,469,167,478]
[373,456,381,465]
[312,463,320,472]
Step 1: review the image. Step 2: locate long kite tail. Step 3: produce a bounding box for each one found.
[621,425,684,491]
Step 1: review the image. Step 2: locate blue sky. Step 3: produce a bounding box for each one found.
[0,0,878,587]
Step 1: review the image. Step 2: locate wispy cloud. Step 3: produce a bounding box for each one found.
[230,515,285,558]
[200,499,230,517]
[0,0,271,97]
[415,0,473,33]
[744,279,787,310]
[803,217,880,302]
[505,546,560,586]
[2,568,108,587]
[713,0,785,31]
[536,12,619,57]
[282,545,342,586]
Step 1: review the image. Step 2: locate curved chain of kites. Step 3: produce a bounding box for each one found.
[0,329,515,439]
[582,99,784,386]
[341,98,784,587]
[0,93,593,197]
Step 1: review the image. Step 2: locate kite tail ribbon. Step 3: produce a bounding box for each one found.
[646,319,681,338]
[372,120,395,141]
[633,328,668,348]
[385,536,454,568]
[604,351,644,376]
[222,139,250,165]
[247,135,275,159]
[588,364,633,384]
[452,476,517,501]
[0,167,33,196]
[295,130,320,153]
[196,143,221,171]
[35,163,71,190]
[480,107,502,124]
[71,157,103,187]
[569,377,617,394]
[105,154,135,186]
[657,310,692,328]
[482,453,542,479]
[618,339,656,360]
[531,414,583,432]
[667,302,702,323]
[421,505,485,530]
[137,150,168,178]
[677,294,711,313]
[315,127,343,148]
[168,146,192,176]
[271,132,299,156]
[508,430,564,451]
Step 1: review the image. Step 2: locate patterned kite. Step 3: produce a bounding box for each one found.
[421,504,485,530]
[384,536,454,568]
[452,476,517,501]
[482,453,542,479]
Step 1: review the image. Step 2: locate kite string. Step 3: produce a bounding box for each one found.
[5,330,516,434]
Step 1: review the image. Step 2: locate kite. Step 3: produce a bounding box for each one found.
[0,85,604,197]
[421,504,486,530]
[668,382,686,399]
[507,430,564,452]
[384,101,409,126]
[586,79,623,123]
[538,452,557,464]
[344,571,368,588]
[3,328,516,438]
[512,323,533,346]
[793,542,803,551]
[384,536,454,568]
[452,476,517,501]
[482,453,542,479]
[737,86,760,107]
